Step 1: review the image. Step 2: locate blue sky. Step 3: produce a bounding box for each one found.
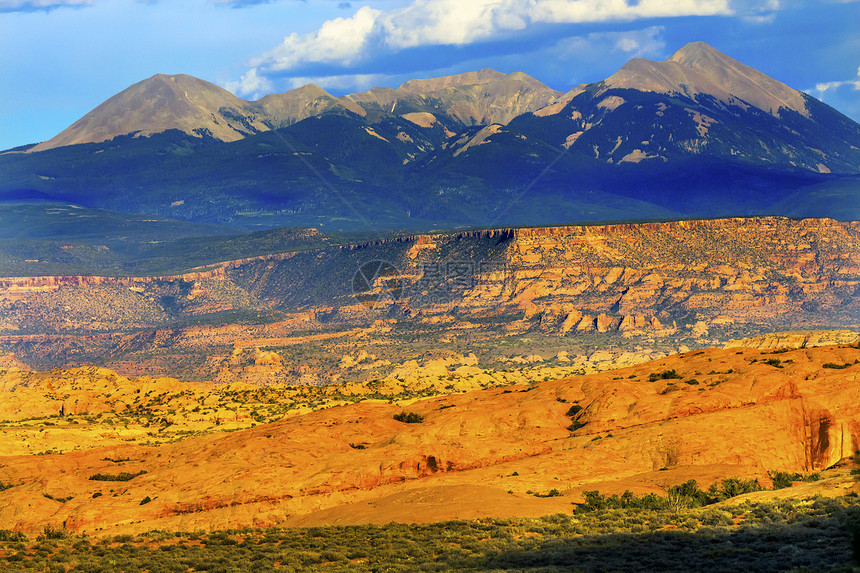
[1,0,858,151]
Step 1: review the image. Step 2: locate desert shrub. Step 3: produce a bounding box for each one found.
[533,489,562,498]
[648,369,683,382]
[823,362,851,369]
[140,496,152,505]
[769,471,821,489]
[321,549,348,562]
[565,404,583,417]
[38,524,67,540]
[668,480,705,505]
[0,529,26,542]
[770,471,797,489]
[709,477,761,500]
[349,443,366,449]
[393,412,424,424]
[700,509,734,526]
[578,490,664,512]
[88,470,147,482]
[0,481,16,492]
[580,478,761,514]
[4,497,860,572]
[763,358,783,368]
[568,420,587,431]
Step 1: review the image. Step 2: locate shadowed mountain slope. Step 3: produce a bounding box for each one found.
[5,43,860,232]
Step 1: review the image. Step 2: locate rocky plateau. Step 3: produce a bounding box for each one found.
[0,217,857,385]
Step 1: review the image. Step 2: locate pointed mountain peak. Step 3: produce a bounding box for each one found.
[604,41,808,117]
[256,83,335,105]
[667,41,727,67]
[138,73,238,100]
[31,73,265,152]
[283,83,331,98]
[256,83,366,125]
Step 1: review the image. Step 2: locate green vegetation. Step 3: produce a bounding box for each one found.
[392,412,424,424]
[87,470,147,482]
[38,525,68,541]
[42,493,73,503]
[823,362,852,369]
[531,489,562,498]
[769,471,821,489]
[579,479,762,512]
[0,495,858,571]
[568,420,587,431]
[648,369,683,382]
[565,404,583,417]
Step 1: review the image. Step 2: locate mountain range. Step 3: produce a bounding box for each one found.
[2,41,859,235]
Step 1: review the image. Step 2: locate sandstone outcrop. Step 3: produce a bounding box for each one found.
[1,217,858,381]
[0,344,857,535]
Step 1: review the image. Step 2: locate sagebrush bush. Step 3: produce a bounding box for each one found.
[392,412,424,423]
[88,470,147,482]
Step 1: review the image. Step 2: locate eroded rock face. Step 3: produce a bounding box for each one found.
[0,344,857,535]
[1,217,858,379]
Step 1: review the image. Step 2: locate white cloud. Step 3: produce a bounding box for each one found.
[252,5,382,71]
[250,0,733,75]
[224,67,274,98]
[812,65,860,98]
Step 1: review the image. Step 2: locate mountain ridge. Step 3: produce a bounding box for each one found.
[29,66,562,152]
[606,42,809,116]
[5,42,860,232]
[26,42,828,153]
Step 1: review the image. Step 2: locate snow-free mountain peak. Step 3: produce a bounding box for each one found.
[604,41,808,117]
[31,74,267,152]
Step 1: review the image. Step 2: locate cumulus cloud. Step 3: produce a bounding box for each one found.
[224,67,274,98]
[251,0,732,75]
[812,66,860,96]
[253,5,382,71]
[0,0,91,11]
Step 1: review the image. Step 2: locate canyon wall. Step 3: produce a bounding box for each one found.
[1,217,857,376]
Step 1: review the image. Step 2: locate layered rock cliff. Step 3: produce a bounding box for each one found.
[1,217,857,378]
